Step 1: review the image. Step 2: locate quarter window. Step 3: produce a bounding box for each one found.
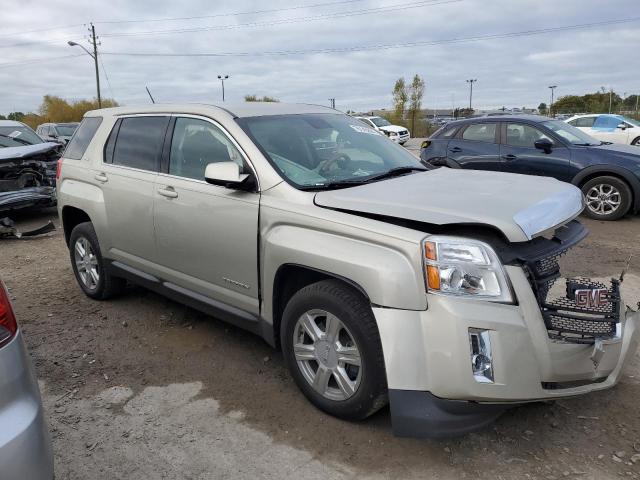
[169,117,245,180]
[110,116,168,171]
[64,117,103,160]
[461,123,497,143]
[505,123,553,148]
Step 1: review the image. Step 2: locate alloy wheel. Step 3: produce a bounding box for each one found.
[74,237,100,290]
[292,309,362,401]
[586,183,621,216]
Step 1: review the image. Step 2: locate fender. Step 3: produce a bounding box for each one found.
[58,175,110,247]
[571,165,640,211]
[260,225,427,325]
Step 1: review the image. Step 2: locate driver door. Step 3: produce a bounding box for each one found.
[153,116,260,314]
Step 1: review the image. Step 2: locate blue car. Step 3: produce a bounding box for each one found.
[420,115,640,220]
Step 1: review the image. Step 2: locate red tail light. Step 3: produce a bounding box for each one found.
[56,158,63,180]
[0,280,18,348]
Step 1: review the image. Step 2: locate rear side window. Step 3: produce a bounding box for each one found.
[110,116,169,171]
[461,123,497,143]
[64,117,102,160]
[571,117,596,128]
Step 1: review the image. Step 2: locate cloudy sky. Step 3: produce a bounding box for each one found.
[1,0,639,115]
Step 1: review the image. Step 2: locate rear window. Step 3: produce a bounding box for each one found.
[64,117,102,160]
[109,116,169,171]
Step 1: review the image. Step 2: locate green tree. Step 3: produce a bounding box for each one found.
[392,78,408,123]
[7,112,25,121]
[537,102,547,115]
[408,74,425,134]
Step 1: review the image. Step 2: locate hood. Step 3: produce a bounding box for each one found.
[314,169,584,242]
[379,125,408,133]
[0,142,59,161]
[589,142,640,158]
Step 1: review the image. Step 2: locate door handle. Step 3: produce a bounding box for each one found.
[449,146,462,153]
[94,173,108,183]
[502,154,517,161]
[158,187,178,199]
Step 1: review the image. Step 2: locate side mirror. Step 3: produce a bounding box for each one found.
[617,123,627,130]
[204,162,255,191]
[534,138,553,154]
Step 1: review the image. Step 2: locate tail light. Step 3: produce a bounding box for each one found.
[0,280,17,348]
[56,158,63,180]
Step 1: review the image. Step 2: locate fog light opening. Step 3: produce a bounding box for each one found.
[469,328,494,383]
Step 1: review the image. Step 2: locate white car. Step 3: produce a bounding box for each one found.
[566,114,640,146]
[356,116,410,144]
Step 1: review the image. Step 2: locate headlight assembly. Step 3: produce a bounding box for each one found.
[422,236,514,303]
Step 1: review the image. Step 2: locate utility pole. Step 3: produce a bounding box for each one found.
[609,88,613,114]
[548,85,557,117]
[636,93,639,115]
[328,98,336,109]
[217,75,229,102]
[145,86,155,104]
[68,23,102,108]
[466,79,477,110]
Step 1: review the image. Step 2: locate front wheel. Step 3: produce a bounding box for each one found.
[281,280,388,421]
[581,176,632,221]
[631,136,640,146]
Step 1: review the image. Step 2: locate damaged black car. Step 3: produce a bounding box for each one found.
[0,120,61,213]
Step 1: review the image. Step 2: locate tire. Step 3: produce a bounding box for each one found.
[69,222,125,300]
[632,137,640,146]
[581,176,632,221]
[280,279,388,421]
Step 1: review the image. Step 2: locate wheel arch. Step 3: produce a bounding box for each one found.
[571,165,640,213]
[61,206,92,245]
[271,264,369,349]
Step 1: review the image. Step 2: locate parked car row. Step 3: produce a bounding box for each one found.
[354,116,410,144]
[566,114,640,146]
[36,122,78,145]
[53,103,639,441]
[421,114,640,220]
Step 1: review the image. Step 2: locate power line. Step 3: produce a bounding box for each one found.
[100,17,640,58]
[0,23,85,38]
[0,54,84,69]
[99,0,459,38]
[95,0,367,24]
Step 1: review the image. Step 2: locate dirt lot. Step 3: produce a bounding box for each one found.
[2,208,640,480]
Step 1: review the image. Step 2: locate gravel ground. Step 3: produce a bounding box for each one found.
[1,207,640,480]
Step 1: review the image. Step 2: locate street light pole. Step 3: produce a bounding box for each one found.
[466,79,477,110]
[68,23,102,108]
[217,75,229,102]
[548,85,557,117]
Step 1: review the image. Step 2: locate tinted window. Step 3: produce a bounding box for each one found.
[505,123,553,148]
[64,117,103,160]
[0,125,44,147]
[572,117,596,128]
[593,116,622,130]
[439,125,458,138]
[111,116,168,171]
[169,117,245,180]
[462,123,497,143]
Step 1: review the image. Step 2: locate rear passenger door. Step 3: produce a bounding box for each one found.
[446,122,501,171]
[153,115,260,315]
[499,122,571,181]
[98,115,170,270]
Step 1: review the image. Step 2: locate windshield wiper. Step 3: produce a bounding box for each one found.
[358,166,427,183]
[300,166,427,191]
[0,134,31,146]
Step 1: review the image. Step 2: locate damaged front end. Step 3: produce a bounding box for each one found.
[0,143,60,213]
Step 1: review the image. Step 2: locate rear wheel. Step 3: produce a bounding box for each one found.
[69,222,125,300]
[281,280,387,420]
[581,176,632,221]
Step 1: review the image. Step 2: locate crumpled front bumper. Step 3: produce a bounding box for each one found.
[374,265,640,438]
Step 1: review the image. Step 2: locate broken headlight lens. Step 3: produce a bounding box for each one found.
[422,236,513,303]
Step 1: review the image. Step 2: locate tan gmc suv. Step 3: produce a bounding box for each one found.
[57,103,639,438]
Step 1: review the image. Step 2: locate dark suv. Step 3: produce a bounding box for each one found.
[420,115,640,220]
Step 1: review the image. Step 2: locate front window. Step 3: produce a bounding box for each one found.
[238,114,425,189]
[505,123,553,148]
[622,117,640,127]
[542,120,601,146]
[0,126,44,147]
[370,117,391,127]
[56,124,78,136]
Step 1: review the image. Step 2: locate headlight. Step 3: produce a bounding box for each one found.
[422,236,513,303]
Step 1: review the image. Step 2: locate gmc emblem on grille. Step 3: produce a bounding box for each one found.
[575,288,609,308]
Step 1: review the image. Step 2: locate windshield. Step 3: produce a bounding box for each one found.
[0,126,44,147]
[542,120,601,146]
[56,124,78,136]
[623,117,640,127]
[370,117,391,127]
[238,114,424,189]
